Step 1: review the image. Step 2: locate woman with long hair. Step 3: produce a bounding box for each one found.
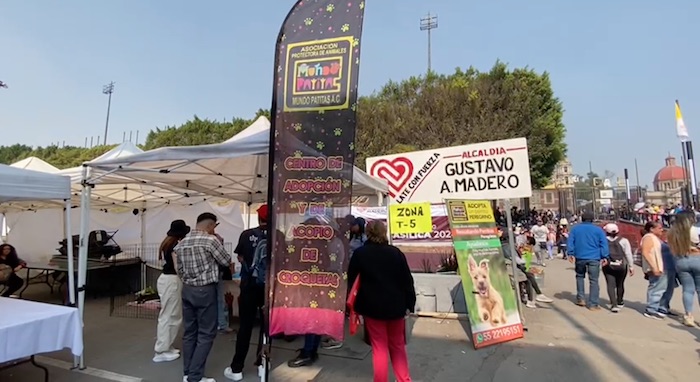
[0,244,26,297]
[667,210,700,327]
[152,220,190,363]
[640,221,666,320]
[348,220,415,382]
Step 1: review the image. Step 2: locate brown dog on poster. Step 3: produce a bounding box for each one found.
[468,256,507,327]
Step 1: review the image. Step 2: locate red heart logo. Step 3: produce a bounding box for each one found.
[369,158,414,197]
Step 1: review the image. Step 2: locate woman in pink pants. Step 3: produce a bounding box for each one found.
[348,220,415,382]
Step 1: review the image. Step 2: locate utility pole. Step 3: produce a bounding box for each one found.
[420,13,438,73]
[102,81,115,145]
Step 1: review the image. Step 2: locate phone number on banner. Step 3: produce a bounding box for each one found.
[474,323,524,348]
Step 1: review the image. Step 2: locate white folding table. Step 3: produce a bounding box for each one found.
[0,297,83,381]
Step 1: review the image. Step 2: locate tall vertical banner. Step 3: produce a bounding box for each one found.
[267,0,366,341]
[445,199,524,349]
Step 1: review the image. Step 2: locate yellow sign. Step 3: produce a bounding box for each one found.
[389,202,433,234]
[465,200,495,223]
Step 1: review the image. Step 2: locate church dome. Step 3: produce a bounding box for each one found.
[653,156,686,184]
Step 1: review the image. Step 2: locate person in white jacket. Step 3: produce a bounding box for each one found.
[602,223,635,312]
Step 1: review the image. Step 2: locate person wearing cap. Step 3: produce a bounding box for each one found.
[175,212,233,382]
[224,204,268,381]
[567,211,610,310]
[601,223,634,313]
[152,220,190,363]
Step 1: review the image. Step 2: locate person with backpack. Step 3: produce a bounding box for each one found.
[602,223,634,312]
[224,205,268,382]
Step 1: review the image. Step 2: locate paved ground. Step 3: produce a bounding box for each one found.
[2,258,699,382]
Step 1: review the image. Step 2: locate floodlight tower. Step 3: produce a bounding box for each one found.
[102,81,115,145]
[420,13,438,73]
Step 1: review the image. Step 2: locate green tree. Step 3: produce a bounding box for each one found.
[355,62,567,188]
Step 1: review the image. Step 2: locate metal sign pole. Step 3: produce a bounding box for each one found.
[504,199,526,330]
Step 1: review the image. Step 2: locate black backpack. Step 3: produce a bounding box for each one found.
[607,238,627,271]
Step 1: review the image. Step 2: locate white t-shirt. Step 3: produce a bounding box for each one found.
[531,225,548,243]
[690,226,700,246]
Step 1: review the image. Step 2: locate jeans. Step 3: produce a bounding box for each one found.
[230,283,265,373]
[217,281,229,330]
[660,254,678,313]
[546,242,554,259]
[517,264,542,300]
[364,317,412,382]
[182,283,218,382]
[646,274,668,313]
[575,259,601,307]
[154,274,182,353]
[303,334,322,356]
[675,255,700,315]
[602,266,627,307]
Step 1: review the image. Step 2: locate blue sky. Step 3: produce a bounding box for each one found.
[1,0,699,187]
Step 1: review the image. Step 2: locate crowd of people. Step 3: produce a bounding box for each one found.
[146,206,415,382]
[565,210,700,326]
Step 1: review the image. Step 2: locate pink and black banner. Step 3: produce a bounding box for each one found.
[267,0,366,341]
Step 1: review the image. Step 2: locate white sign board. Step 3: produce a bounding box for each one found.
[599,190,613,199]
[366,138,532,203]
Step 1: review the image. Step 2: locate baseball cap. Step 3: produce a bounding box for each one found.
[603,223,619,234]
[257,204,269,222]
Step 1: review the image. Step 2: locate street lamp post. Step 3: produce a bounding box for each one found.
[102,82,115,145]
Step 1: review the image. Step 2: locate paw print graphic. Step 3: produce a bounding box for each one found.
[341,24,350,32]
[275,129,280,137]
[329,253,337,262]
[343,179,351,188]
[272,163,278,171]
[294,150,303,157]
[310,300,319,308]
[326,4,335,12]
[287,245,295,254]
[289,201,298,209]
[316,141,325,150]
[334,128,342,136]
[360,1,365,9]
[281,34,287,41]
[318,110,325,114]
[353,38,360,47]
[311,265,320,273]
[292,123,302,131]
[328,290,337,299]
[342,272,348,280]
[355,58,360,65]
[304,18,313,26]
[325,200,334,207]
[351,103,357,112]
[349,142,354,150]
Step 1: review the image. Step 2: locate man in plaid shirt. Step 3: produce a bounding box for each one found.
[175,212,233,382]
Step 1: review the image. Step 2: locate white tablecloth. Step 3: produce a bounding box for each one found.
[0,297,83,363]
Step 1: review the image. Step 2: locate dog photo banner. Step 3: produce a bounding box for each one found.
[366,138,532,204]
[267,0,366,341]
[445,199,524,349]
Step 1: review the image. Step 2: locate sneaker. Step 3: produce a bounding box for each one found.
[535,294,553,303]
[287,351,317,368]
[196,378,216,382]
[618,302,625,308]
[152,351,180,363]
[588,306,602,311]
[223,367,243,381]
[644,311,665,320]
[611,306,620,313]
[575,299,586,307]
[321,340,344,350]
[258,365,265,378]
[219,327,234,334]
[525,301,537,309]
[169,348,180,354]
[683,314,697,327]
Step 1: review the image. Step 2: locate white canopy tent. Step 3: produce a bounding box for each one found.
[84,116,388,203]
[0,164,80,366]
[71,117,386,368]
[11,156,60,173]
